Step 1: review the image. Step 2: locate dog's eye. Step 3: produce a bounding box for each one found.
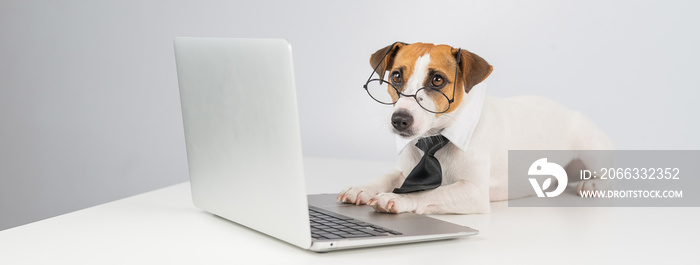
[431,75,444,87]
[391,71,402,84]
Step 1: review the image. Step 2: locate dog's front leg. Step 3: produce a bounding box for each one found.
[368,158,492,214]
[337,170,405,205]
[368,180,490,214]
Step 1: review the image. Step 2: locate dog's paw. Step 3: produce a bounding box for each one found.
[576,178,612,196]
[337,187,378,205]
[368,193,416,214]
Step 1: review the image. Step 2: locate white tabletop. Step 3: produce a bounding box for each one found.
[1,156,697,264]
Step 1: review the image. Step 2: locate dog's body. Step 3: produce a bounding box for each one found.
[338,42,613,214]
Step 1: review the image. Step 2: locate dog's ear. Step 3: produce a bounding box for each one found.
[455,49,493,93]
[369,42,406,80]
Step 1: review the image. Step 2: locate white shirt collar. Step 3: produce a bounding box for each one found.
[395,84,486,154]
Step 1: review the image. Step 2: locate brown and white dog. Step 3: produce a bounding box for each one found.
[337,42,613,214]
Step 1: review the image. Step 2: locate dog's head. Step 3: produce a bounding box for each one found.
[369,42,492,138]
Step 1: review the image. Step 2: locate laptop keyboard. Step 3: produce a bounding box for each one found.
[308,206,402,240]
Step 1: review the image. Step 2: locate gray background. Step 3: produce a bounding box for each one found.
[1,0,698,230]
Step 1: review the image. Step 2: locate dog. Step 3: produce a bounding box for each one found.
[337,42,614,214]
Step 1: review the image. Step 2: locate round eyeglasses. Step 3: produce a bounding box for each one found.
[363,79,454,113]
[362,43,461,114]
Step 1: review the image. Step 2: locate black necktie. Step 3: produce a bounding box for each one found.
[393,135,450,194]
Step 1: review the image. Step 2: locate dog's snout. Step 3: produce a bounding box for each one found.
[391,111,413,131]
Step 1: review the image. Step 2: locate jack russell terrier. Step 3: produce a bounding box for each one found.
[337,42,613,214]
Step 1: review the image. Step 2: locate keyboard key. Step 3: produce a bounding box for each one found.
[363,229,389,237]
[321,211,353,220]
[323,234,343,239]
[341,234,373,238]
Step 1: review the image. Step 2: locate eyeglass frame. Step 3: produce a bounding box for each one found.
[362,42,462,114]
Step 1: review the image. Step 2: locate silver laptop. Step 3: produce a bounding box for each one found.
[173,37,478,252]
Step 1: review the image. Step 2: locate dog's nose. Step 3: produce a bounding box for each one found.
[391,112,413,131]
